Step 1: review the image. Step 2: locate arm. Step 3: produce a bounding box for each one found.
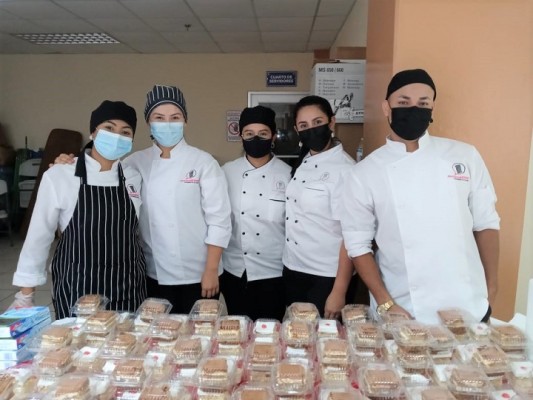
[201,244,224,298]
[353,253,411,317]
[50,153,75,167]
[474,229,499,305]
[324,242,353,318]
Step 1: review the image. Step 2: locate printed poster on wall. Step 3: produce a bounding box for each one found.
[226,110,241,142]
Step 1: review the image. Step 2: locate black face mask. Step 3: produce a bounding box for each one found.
[389,106,433,141]
[298,124,331,152]
[242,136,272,158]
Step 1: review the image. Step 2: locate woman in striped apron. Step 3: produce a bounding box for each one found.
[11,100,147,319]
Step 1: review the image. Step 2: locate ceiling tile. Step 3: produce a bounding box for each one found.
[54,1,136,19]
[41,43,136,54]
[0,1,76,19]
[254,0,318,17]
[211,31,261,43]
[161,31,214,44]
[110,31,165,44]
[0,19,44,34]
[187,0,253,18]
[313,16,345,30]
[309,29,337,42]
[31,18,99,33]
[119,0,194,19]
[88,18,151,32]
[261,31,309,43]
[258,17,313,32]
[218,41,263,53]
[202,18,258,32]
[263,41,307,52]
[317,0,356,17]
[143,18,203,32]
[176,41,220,53]
[128,42,179,53]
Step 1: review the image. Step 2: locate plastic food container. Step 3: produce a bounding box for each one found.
[341,304,370,326]
[318,384,363,400]
[271,360,314,397]
[468,323,491,343]
[252,319,281,343]
[137,298,173,323]
[281,320,315,346]
[49,374,91,400]
[317,338,350,365]
[111,357,147,387]
[85,311,118,335]
[427,325,456,364]
[214,316,251,344]
[71,346,105,373]
[406,386,456,400]
[100,332,138,358]
[0,374,15,400]
[33,348,73,377]
[189,299,226,322]
[195,356,238,390]
[358,363,405,400]
[436,308,473,341]
[29,325,74,352]
[445,365,491,400]
[172,336,210,366]
[231,385,274,400]
[378,311,412,339]
[470,344,511,388]
[246,341,281,370]
[316,319,343,339]
[149,314,189,341]
[71,294,109,317]
[285,302,319,322]
[490,325,527,356]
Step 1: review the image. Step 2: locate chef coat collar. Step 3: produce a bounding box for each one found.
[84,149,120,172]
[385,130,431,153]
[242,154,275,172]
[151,138,187,158]
[302,141,344,163]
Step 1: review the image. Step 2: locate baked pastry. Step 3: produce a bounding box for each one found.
[342,304,369,325]
[317,319,340,338]
[217,319,242,343]
[140,300,168,322]
[54,376,90,400]
[198,358,229,386]
[0,374,15,399]
[86,311,118,332]
[490,325,526,350]
[327,392,354,400]
[75,294,104,314]
[320,339,349,364]
[449,368,490,399]
[36,348,72,375]
[151,317,183,339]
[139,384,172,400]
[275,363,306,387]
[284,320,312,342]
[173,337,204,363]
[437,309,468,338]
[289,302,319,321]
[320,364,350,384]
[250,343,278,367]
[41,326,73,349]
[362,368,401,398]
[352,323,383,348]
[420,387,456,400]
[238,388,270,400]
[195,299,222,319]
[103,332,137,357]
[112,359,145,385]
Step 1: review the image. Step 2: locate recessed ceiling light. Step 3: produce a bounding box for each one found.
[14,33,120,45]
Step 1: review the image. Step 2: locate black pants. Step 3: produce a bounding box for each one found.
[282,266,358,318]
[220,270,286,322]
[481,305,492,323]
[146,276,219,315]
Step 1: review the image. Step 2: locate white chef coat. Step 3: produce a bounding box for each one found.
[222,155,291,281]
[341,133,500,324]
[124,140,232,285]
[13,152,142,288]
[283,143,355,277]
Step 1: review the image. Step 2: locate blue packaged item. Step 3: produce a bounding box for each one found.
[0,345,32,362]
[0,306,51,338]
[0,317,52,350]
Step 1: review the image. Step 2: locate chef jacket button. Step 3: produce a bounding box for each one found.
[302,180,305,183]
[256,252,260,255]
[295,220,298,223]
[295,242,298,245]
[286,238,289,242]
[286,217,289,220]
[245,173,248,176]
[304,160,307,163]
[259,193,263,196]
[244,252,247,255]
[315,165,318,168]
[256,233,260,236]
[241,212,244,215]
[256,214,260,217]
[293,177,296,180]
[242,232,246,235]
[294,199,296,202]
[286,196,289,200]
[243,191,246,194]
[262,175,265,178]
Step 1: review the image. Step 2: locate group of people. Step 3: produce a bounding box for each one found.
[9,68,500,325]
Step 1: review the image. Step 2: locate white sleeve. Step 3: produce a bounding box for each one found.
[200,159,232,248]
[13,172,62,287]
[340,167,376,258]
[469,147,500,231]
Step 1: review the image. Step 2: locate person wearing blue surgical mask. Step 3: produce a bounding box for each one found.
[10,100,147,318]
[124,85,232,314]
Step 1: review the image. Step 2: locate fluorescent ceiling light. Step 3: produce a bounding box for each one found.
[15,33,120,45]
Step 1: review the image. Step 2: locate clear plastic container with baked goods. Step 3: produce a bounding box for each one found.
[316,319,343,339]
[347,322,385,349]
[29,325,75,352]
[137,298,173,324]
[246,341,281,370]
[318,362,354,386]
[231,385,274,400]
[427,325,456,364]
[317,384,363,400]
[189,299,226,322]
[71,294,109,317]
[341,304,371,327]
[138,380,182,400]
[317,338,351,365]
[143,351,174,381]
[47,374,91,400]
[271,360,314,396]
[357,362,405,400]
[252,319,281,343]
[470,344,511,388]
[468,323,491,343]
[172,336,210,366]
[71,345,105,373]
[510,361,533,397]
[281,320,315,346]
[111,357,147,387]
[85,310,119,334]
[115,311,136,333]
[99,331,139,358]
[4,365,39,397]
[194,356,238,390]
[445,365,492,400]
[0,374,15,400]
[490,325,527,355]
[33,348,74,377]
[406,385,456,400]
[195,388,232,400]
[285,302,320,322]
[436,308,474,341]
[394,356,433,387]
[148,314,189,341]
[378,311,412,339]
[214,316,251,344]
[392,321,430,365]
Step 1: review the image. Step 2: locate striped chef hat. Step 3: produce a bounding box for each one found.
[144,84,187,122]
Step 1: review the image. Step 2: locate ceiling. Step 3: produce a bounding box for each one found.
[0,0,357,54]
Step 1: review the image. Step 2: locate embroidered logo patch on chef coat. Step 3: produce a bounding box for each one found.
[127,184,140,198]
[320,172,330,181]
[274,181,286,191]
[181,169,200,183]
[448,163,469,181]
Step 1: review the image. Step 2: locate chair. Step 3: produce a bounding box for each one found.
[19,129,82,239]
[0,179,13,246]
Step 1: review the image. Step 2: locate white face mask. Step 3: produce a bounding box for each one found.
[92,129,132,160]
[150,122,184,147]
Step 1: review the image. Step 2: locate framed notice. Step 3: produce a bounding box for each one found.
[226,110,241,142]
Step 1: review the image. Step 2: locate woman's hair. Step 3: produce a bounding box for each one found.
[290,95,335,177]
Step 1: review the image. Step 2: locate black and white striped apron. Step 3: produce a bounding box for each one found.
[51,147,147,319]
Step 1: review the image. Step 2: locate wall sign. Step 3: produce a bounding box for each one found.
[226,110,241,142]
[266,71,297,87]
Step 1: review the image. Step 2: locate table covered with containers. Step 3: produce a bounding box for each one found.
[0,296,531,400]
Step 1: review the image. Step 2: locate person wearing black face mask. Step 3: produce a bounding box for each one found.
[341,69,500,324]
[220,106,291,321]
[282,95,361,320]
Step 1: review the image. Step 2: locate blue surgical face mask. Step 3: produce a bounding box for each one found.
[92,129,133,160]
[150,122,184,147]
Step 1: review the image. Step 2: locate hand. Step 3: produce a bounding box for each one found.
[8,291,35,310]
[49,153,75,168]
[387,304,413,319]
[324,291,345,319]
[201,269,219,298]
